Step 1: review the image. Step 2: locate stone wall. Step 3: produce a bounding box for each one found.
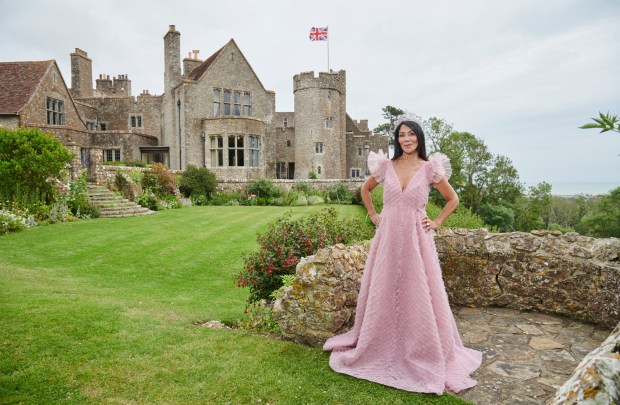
[215,178,365,193]
[274,229,620,347]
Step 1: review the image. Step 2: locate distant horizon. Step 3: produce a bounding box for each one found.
[541,181,617,197]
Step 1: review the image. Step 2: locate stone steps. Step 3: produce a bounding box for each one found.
[87,184,155,218]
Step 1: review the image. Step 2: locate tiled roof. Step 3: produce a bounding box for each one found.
[185,45,225,81]
[0,61,53,114]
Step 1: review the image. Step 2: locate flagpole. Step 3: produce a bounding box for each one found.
[327,25,330,72]
[327,25,331,73]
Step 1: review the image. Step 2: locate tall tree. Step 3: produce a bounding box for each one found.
[577,186,620,237]
[373,105,404,146]
[513,182,553,231]
[437,131,523,213]
[423,117,454,154]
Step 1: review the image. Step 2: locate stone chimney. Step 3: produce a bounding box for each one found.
[183,49,203,76]
[164,25,181,93]
[113,74,132,96]
[70,48,93,98]
[96,74,113,94]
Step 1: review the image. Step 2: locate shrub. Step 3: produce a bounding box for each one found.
[142,163,176,197]
[325,183,353,204]
[307,195,325,205]
[0,127,73,204]
[238,208,374,302]
[283,189,303,206]
[0,186,49,222]
[178,165,217,199]
[426,204,490,230]
[308,171,317,179]
[192,194,208,206]
[67,173,100,219]
[247,178,281,199]
[136,190,160,211]
[235,300,280,334]
[370,185,384,213]
[0,209,28,234]
[207,192,241,206]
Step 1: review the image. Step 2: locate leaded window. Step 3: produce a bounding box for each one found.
[228,135,244,167]
[223,90,231,115]
[234,91,241,116]
[249,135,260,167]
[210,135,224,167]
[213,89,221,116]
[46,97,64,125]
[243,92,251,115]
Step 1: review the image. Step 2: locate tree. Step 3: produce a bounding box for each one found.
[373,105,404,146]
[577,186,620,237]
[0,127,73,203]
[512,182,553,231]
[423,116,454,154]
[436,132,523,213]
[580,112,620,134]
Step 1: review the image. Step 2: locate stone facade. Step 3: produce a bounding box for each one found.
[274,229,620,347]
[1,25,389,183]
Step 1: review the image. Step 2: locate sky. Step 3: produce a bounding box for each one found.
[1,0,619,195]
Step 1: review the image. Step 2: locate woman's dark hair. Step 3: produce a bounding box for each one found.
[392,120,428,161]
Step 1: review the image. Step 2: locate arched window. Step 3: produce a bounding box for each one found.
[318,166,322,174]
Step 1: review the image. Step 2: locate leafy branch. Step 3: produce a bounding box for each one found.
[580,111,619,134]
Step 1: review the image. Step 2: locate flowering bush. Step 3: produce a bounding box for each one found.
[0,209,29,234]
[238,207,374,302]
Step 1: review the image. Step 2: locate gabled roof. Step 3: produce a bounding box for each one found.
[184,39,268,91]
[0,60,53,114]
[185,45,225,81]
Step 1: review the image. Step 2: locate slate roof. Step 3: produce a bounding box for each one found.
[0,60,53,114]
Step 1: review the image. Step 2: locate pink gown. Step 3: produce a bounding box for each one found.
[323,151,482,395]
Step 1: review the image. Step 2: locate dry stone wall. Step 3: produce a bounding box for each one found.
[274,229,620,347]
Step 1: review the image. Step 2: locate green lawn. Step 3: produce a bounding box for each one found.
[0,205,470,404]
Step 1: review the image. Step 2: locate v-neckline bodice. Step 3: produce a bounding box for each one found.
[390,160,428,193]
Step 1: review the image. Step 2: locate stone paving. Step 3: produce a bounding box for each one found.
[453,306,612,405]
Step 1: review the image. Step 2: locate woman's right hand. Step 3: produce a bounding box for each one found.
[369,212,381,227]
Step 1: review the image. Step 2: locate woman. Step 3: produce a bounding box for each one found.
[323,114,482,395]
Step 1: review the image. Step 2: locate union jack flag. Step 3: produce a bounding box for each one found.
[309,26,328,41]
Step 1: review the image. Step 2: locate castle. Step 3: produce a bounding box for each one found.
[0,25,387,181]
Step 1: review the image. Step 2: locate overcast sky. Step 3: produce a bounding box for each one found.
[2,0,619,194]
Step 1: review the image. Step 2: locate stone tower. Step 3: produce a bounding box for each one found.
[293,70,347,179]
[70,48,93,98]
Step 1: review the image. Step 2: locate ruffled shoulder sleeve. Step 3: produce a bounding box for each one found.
[367,149,390,183]
[428,152,453,185]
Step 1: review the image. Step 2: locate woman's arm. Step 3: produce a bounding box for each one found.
[425,178,459,231]
[361,176,381,226]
